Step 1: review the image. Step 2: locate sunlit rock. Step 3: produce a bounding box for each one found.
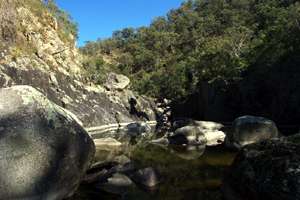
[0,85,95,199]
[104,72,130,91]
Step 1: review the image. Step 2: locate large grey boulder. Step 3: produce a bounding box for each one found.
[222,137,300,200]
[0,85,95,200]
[225,115,279,149]
[104,72,130,91]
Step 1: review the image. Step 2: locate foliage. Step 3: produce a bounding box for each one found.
[81,0,300,101]
[82,55,119,84]
[45,0,78,40]
[22,0,78,43]
[82,56,107,84]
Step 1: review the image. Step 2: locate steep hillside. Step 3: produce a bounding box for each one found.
[0,0,158,127]
[81,0,300,126]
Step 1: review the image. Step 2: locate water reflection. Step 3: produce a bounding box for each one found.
[71,139,236,200]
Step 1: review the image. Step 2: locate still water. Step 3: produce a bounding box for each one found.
[71,134,236,200]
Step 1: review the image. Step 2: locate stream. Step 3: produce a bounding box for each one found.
[71,130,236,200]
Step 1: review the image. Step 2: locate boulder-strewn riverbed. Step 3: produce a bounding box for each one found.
[71,135,236,200]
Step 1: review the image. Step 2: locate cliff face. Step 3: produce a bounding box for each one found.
[0,0,157,127]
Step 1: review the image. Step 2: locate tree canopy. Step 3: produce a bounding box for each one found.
[80,0,300,101]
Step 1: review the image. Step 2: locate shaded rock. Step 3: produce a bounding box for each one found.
[222,137,300,200]
[129,167,161,188]
[82,160,126,184]
[128,96,152,121]
[225,115,279,149]
[104,72,130,91]
[0,85,95,200]
[96,173,134,195]
[125,122,152,137]
[82,169,113,185]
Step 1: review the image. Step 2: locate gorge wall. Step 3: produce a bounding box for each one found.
[0,0,157,127]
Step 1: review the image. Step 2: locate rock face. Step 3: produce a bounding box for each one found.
[225,115,279,149]
[0,85,95,200]
[0,1,158,128]
[104,72,130,91]
[222,137,300,200]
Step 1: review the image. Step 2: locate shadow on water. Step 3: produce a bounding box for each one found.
[71,138,236,200]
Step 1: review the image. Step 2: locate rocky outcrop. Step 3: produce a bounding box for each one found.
[225,115,279,149]
[0,85,95,199]
[0,56,158,128]
[222,136,300,200]
[0,1,158,128]
[104,72,130,91]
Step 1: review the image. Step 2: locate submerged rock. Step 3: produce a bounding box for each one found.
[0,85,95,200]
[125,122,152,137]
[129,167,161,188]
[169,145,206,160]
[150,125,208,160]
[225,115,279,149]
[96,173,135,195]
[222,137,300,200]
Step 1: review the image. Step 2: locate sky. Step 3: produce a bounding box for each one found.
[55,0,185,46]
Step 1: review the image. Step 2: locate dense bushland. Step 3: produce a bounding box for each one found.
[81,0,300,102]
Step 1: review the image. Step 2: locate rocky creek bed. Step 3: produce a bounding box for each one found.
[1,85,300,200]
[70,135,236,200]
